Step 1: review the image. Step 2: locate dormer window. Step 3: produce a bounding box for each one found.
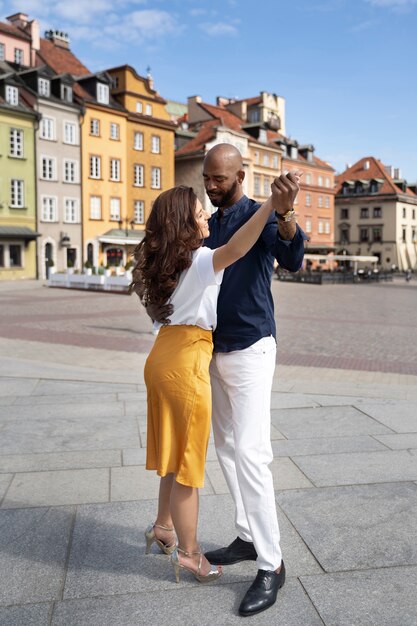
[14,48,24,64]
[370,181,378,193]
[290,146,298,159]
[38,78,50,97]
[97,83,109,104]
[61,85,73,102]
[5,86,19,106]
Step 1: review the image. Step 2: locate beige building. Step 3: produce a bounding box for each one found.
[335,157,417,270]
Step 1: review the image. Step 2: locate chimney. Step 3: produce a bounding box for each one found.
[7,13,29,28]
[216,96,232,107]
[394,167,401,179]
[187,95,210,124]
[44,29,70,49]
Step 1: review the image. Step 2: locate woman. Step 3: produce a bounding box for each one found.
[131,183,281,584]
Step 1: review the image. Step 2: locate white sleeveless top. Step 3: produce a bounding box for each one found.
[153,247,224,332]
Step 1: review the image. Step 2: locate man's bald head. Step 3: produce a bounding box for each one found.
[203,144,245,209]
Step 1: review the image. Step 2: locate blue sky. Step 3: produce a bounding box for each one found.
[3,0,417,179]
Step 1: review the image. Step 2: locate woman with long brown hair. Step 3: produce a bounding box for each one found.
[131,181,286,583]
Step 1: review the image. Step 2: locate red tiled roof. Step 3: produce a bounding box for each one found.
[335,157,416,197]
[0,21,31,41]
[36,38,90,77]
[198,102,246,132]
[176,120,218,156]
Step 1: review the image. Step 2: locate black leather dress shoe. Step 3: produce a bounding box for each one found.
[238,562,286,617]
[204,537,257,565]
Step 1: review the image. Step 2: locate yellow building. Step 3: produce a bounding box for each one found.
[107,66,176,238]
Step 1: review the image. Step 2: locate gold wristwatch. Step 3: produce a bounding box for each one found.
[275,209,295,222]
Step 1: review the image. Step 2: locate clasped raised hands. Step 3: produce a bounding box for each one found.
[271,170,302,215]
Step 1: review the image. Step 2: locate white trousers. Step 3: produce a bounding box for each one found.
[210,336,282,571]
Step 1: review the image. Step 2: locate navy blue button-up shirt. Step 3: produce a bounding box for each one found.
[205,195,307,353]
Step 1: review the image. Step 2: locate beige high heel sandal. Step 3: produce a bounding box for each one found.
[171,547,222,583]
[144,523,176,555]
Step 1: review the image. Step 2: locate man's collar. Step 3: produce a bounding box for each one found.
[216,195,248,219]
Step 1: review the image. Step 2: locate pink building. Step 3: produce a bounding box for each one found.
[0,13,40,68]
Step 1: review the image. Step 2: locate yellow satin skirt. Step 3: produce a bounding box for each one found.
[144,325,213,488]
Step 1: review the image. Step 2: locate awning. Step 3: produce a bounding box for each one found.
[0,226,40,240]
[98,229,145,246]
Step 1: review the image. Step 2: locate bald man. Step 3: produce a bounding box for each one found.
[201,144,306,617]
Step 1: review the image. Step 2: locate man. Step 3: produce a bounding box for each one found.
[143,144,305,616]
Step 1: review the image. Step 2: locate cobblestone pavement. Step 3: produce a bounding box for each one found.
[1,277,416,374]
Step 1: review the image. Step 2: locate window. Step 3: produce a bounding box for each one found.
[134,200,145,224]
[318,196,323,208]
[402,228,406,243]
[325,221,331,234]
[151,167,161,189]
[0,43,4,61]
[263,154,270,167]
[402,207,406,218]
[64,122,77,145]
[254,175,261,195]
[151,135,160,154]
[61,84,73,102]
[360,207,369,219]
[373,207,382,218]
[306,193,311,207]
[305,173,311,185]
[249,109,260,122]
[90,196,102,220]
[90,119,100,136]
[413,209,416,220]
[412,229,416,243]
[370,181,378,193]
[64,159,78,183]
[40,117,55,140]
[14,48,23,64]
[318,221,324,234]
[373,228,382,242]
[41,157,56,180]
[325,196,330,208]
[41,196,58,222]
[9,128,24,157]
[110,123,119,140]
[254,151,259,165]
[272,155,279,169]
[97,83,109,104]
[90,155,101,179]
[134,132,143,150]
[263,177,269,197]
[305,218,312,233]
[10,179,24,207]
[341,208,349,219]
[38,78,50,97]
[360,228,369,242]
[325,177,330,188]
[64,198,80,223]
[145,103,152,116]
[134,164,144,187]
[110,197,121,221]
[318,176,323,186]
[6,86,19,106]
[341,229,349,244]
[9,245,22,267]
[136,101,143,113]
[110,158,121,181]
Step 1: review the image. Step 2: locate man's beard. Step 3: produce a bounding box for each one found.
[209,181,239,208]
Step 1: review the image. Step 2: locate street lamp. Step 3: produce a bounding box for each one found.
[118,217,136,236]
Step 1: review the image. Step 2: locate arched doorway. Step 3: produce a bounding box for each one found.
[45,242,53,279]
[87,243,94,266]
[106,247,123,267]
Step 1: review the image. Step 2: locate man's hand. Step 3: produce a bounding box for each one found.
[271,170,302,215]
[146,302,173,325]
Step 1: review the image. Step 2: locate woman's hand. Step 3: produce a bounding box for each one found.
[146,302,173,325]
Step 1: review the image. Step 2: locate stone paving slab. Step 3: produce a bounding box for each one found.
[0,396,16,406]
[0,377,38,397]
[373,433,417,449]
[205,458,314,494]
[0,401,125,421]
[12,393,118,406]
[52,578,323,626]
[300,566,417,626]
[0,474,12,501]
[2,468,109,508]
[110,466,215,501]
[0,507,73,605]
[272,434,388,457]
[121,448,147,466]
[271,405,394,439]
[277,482,417,572]
[0,413,140,455]
[0,450,121,474]
[356,401,417,432]
[270,392,320,409]
[293,449,417,486]
[32,380,139,397]
[0,602,51,626]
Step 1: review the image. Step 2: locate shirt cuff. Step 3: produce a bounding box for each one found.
[276,224,308,246]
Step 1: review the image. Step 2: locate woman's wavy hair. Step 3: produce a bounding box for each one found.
[130,186,202,307]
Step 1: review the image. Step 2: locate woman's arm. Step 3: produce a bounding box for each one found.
[213,171,301,273]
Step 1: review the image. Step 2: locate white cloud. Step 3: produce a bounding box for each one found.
[366,0,417,6]
[104,10,180,43]
[199,21,238,36]
[350,18,378,32]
